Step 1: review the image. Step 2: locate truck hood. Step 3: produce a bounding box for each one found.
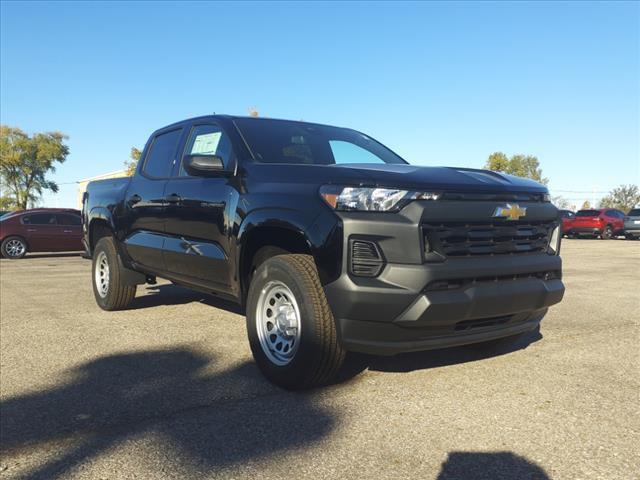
[246,162,547,194]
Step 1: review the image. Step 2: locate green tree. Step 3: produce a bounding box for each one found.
[124,147,142,176]
[0,125,69,209]
[485,152,548,185]
[0,195,17,211]
[599,184,640,212]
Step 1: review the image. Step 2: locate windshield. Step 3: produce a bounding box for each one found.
[576,210,601,217]
[627,209,640,216]
[234,118,407,165]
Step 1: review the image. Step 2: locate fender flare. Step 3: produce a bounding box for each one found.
[235,208,317,294]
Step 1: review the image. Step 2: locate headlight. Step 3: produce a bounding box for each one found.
[548,225,561,254]
[320,186,440,212]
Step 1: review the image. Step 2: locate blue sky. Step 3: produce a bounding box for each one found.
[1,1,638,209]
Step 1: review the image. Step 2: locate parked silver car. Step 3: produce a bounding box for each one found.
[624,208,640,239]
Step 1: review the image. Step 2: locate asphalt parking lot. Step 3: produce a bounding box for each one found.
[1,239,638,480]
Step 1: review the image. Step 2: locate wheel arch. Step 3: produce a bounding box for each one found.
[238,220,313,305]
[87,207,117,252]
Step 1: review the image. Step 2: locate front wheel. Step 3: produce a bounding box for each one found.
[92,236,137,310]
[1,236,27,259]
[246,254,345,389]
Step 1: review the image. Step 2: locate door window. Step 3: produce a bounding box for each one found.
[57,214,82,226]
[142,128,183,178]
[22,214,57,225]
[179,124,233,176]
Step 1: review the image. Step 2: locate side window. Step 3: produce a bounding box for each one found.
[22,214,56,225]
[179,124,233,176]
[57,214,81,226]
[142,129,183,178]
[329,140,386,164]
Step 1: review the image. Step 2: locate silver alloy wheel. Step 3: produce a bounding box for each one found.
[94,251,110,298]
[5,239,25,258]
[256,280,302,366]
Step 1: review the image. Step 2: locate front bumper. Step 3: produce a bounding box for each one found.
[322,200,565,355]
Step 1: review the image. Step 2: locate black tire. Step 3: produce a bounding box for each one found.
[600,225,613,240]
[1,236,27,259]
[92,236,137,311]
[246,254,345,389]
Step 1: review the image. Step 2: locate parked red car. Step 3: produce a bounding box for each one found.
[559,210,575,237]
[0,208,83,259]
[571,208,625,239]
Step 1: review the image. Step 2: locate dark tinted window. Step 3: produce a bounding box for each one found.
[628,209,640,216]
[576,210,601,217]
[143,129,182,178]
[57,214,81,226]
[560,210,575,219]
[235,118,406,165]
[179,124,233,176]
[22,214,57,225]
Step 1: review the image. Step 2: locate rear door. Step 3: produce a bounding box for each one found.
[56,213,83,251]
[161,122,236,291]
[21,213,64,251]
[123,127,184,272]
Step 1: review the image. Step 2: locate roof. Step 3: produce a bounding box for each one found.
[5,208,80,215]
[153,114,349,136]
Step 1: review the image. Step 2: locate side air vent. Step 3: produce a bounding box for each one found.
[350,239,385,277]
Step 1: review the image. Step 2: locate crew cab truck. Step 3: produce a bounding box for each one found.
[83,115,565,389]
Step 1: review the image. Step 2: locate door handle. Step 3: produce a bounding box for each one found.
[27,228,37,232]
[165,193,182,204]
[128,194,142,206]
[63,230,73,233]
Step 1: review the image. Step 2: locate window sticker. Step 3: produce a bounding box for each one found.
[191,132,222,155]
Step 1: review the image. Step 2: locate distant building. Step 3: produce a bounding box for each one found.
[76,170,128,209]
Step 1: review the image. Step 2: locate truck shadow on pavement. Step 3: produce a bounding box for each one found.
[0,348,335,479]
[437,451,550,479]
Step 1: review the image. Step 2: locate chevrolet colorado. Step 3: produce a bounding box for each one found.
[83,115,565,389]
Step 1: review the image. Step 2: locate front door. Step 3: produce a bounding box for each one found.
[162,122,236,292]
[123,127,183,272]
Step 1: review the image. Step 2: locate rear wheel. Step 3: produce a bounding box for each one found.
[92,237,137,310]
[1,236,27,259]
[600,225,613,240]
[246,254,345,389]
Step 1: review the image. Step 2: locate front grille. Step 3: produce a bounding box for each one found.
[424,270,561,292]
[424,221,556,257]
[454,315,513,331]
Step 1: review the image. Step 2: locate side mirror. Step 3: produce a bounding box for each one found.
[183,154,231,177]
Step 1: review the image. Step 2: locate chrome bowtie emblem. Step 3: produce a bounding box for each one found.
[493,203,527,221]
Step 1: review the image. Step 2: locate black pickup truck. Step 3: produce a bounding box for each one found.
[83,115,565,389]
